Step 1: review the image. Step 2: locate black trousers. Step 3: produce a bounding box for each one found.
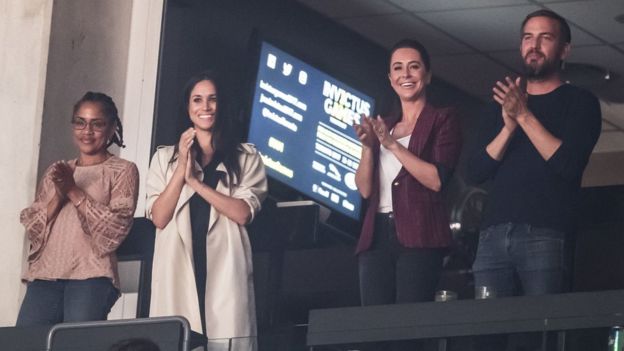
[358,213,446,305]
[357,213,446,351]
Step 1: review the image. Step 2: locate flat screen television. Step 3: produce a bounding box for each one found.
[247,40,376,221]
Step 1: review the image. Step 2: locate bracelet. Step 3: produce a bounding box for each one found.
[74,194,87,207]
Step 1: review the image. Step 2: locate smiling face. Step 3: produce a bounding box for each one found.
[72,101,115,156]
[187,79,218,131]
[521,16,570,79]
[388,47,431,102]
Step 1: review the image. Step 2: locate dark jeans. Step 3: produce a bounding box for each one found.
[471,223,567,351]
[16,278,119,326]
[358,213,446,305]
[472,222,567,297]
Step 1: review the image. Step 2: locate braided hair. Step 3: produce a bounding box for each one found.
[72,91,125,148]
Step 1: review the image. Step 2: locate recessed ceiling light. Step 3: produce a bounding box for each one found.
[563,63,624,103]
[561,62,611,86]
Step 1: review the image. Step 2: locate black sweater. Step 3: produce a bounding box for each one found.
[467,84,601,232]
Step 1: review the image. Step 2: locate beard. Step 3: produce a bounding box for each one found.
[522,49,560,80]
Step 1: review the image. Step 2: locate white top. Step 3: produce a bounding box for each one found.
[378,134,411,213]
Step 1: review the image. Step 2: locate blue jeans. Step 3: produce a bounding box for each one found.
[16,278,119,326]
[472,223,567,297]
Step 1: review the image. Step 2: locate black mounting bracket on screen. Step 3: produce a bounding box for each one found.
[276,200,321,246]
[274,200,357,248]
[244,31,377,235]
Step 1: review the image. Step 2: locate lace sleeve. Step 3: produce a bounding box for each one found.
[76,161,140,256]
[19,165,58,260]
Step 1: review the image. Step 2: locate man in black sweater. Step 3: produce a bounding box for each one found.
[467,10,601,298]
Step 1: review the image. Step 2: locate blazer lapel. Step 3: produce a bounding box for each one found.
[413,104,435,156]
[397,104,436,178]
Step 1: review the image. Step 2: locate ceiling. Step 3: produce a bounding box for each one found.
[296,0,624,185]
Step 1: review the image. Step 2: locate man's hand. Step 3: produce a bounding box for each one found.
[493,76,530,128]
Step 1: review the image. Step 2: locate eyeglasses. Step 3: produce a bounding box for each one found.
[71,117,108,132]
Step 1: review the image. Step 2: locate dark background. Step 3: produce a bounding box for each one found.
[152,0,484,230]
[149,0,624,349]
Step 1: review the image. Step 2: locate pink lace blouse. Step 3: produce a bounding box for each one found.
[19,156,139,289]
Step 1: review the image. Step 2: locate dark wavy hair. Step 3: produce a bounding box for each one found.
[169,70,241,185]
[388,38,431,73]
[72,91,125,148]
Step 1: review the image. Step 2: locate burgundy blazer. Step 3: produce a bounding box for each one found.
[355,104,462,254]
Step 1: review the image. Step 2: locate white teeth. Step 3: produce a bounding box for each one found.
[199,114,213,119]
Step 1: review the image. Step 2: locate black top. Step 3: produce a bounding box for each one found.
[189,155,223,335]
[466,84,601,232]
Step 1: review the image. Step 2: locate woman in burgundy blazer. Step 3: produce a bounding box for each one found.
[354,39,461,307]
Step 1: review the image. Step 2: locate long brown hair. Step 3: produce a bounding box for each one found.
[169,70,241,185]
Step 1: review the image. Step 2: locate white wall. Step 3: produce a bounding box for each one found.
[0,0,162,325]
[37,0,133,176]
[119,0,164,217]
[113,0,164,319]
[0,0,53,327]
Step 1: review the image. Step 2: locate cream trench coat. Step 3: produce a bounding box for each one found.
[146,144,267,348]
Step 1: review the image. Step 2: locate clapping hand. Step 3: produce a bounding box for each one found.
[354,114,395,148]
[354,114,377,148]
[178,127,196,167]
[369,115,395,149]
[184,148,200,186]
[493,77,529,129]
[50,161,76,197]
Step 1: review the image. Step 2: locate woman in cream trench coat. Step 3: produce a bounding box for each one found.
[145,71,267,351]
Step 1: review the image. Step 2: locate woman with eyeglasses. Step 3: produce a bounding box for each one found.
[17,92,139,326]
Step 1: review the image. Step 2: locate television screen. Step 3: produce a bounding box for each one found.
[247,41,375,220]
